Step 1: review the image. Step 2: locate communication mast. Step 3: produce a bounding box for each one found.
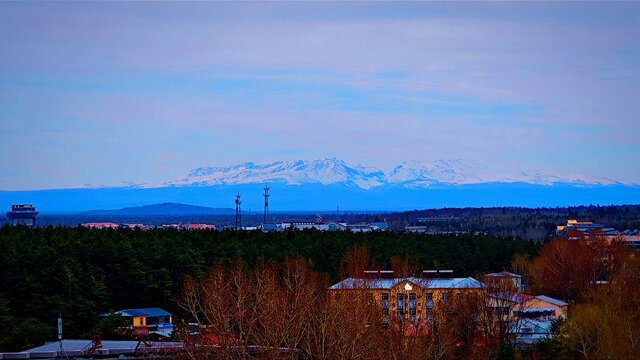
[235,191,242,230]
[57,313,68,358]
[263,184,270,224]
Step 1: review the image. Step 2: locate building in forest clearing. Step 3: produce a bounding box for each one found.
[100,308,174,337]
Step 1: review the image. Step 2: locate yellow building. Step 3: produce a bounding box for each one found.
[100,308,174,337]
[329,270,484,324]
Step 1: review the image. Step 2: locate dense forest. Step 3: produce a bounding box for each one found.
[384,204,640,241]
[0,225,538,352]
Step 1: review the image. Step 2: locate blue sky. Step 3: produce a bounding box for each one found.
[0,2,639,190]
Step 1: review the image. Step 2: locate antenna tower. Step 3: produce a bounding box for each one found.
[263,184,270,224]
[235,191,242,230]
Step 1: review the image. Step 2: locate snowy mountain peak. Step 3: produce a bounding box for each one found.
[144,158,633,189]
[162,158,386,189]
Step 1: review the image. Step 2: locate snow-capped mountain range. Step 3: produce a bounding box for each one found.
[136,158,630,190]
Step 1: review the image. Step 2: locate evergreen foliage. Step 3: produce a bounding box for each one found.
[0,225,538,352]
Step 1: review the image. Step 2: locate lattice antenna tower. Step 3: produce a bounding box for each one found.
[263,184,270,224]
[235,191,242,230]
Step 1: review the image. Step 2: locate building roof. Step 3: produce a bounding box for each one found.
[329,277,485,290]
[100,307,171,317]
[262,223,279,230]
[535,295,568,307]
[372,222,389,229]
[2,339,182,358]
[485,271,522,278]
[489,293,534,303]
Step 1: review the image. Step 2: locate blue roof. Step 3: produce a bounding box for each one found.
[262,223,278,230]
[101,308,172,317]
[535,295,568,307]
[329,277,485,290]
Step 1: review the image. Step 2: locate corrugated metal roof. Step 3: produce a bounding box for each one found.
[329,277,484,290]
[535,295,567,307]
[21,340,180,353]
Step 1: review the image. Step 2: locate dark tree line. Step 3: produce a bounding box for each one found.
[0,225,538,351]
[383,204,640,241]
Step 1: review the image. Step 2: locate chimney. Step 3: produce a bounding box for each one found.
[380,270,394,279]
[423,270,454,279]
[363,270,380,279]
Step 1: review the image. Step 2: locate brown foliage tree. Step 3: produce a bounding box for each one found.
[340,245,376,278]
[529,239,598,302]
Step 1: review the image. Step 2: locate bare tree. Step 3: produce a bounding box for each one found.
[479,274,530,348]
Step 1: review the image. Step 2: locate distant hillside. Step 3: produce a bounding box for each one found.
[2,183,640,213]
[81,202,235,216]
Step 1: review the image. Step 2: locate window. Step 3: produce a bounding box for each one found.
[381,293,390,324]
[408,293,417,322]
[456,292,463,300]
[442,293,450,303]
[425,293,434,309]
[397,293,405,320]
[139,317,144,326]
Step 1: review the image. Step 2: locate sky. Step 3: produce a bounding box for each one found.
[0,2,639,191]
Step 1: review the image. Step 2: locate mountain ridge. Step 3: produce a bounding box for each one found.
[81,202,235,216]
[62,158,633,191]
[147,158,631,190]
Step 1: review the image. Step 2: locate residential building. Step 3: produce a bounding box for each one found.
[100,308,174,338]
[525,295,568,319]
[485,272,524,291]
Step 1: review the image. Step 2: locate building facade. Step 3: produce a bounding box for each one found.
[6,204,38,227]
[329,271,484,325]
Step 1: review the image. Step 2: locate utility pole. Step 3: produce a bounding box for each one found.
[263,184,270,224]
[235,191,242,230]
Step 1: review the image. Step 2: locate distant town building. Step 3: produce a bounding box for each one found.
[275,220,387,232]
[556,219,640,249]
[82,222,121,229]
[260,223,280,232]
[161,224,216,230]
[6,204,38,227]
